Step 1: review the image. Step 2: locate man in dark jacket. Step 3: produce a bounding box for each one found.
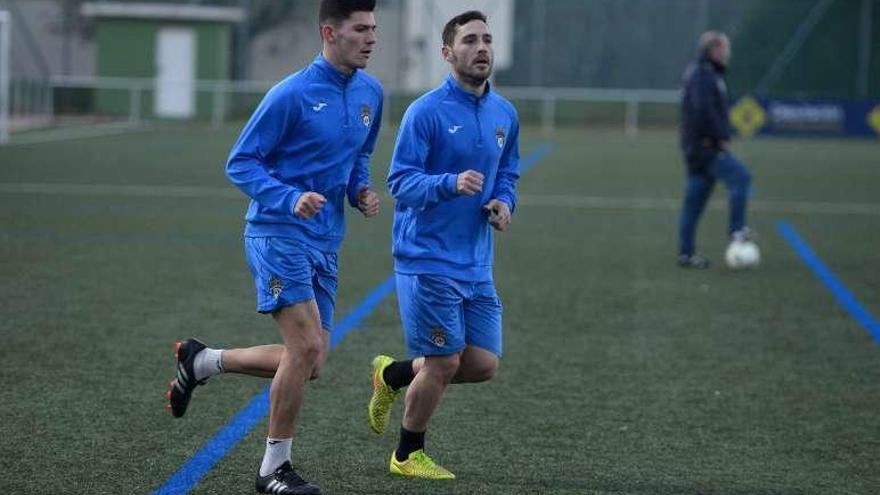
[678,31,753,268]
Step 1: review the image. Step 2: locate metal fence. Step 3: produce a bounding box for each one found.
[43,75,679,136]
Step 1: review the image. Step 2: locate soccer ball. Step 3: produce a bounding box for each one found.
[725,240,761,270]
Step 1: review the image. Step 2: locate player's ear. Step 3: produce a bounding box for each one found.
[441,45,452,63]
[320,23,336,43]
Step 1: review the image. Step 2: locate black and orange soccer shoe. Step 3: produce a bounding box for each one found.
[165,337,207,418]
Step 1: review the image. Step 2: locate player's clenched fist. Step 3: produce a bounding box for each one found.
[484,199,511,231]
[357,187,380,217]
[294,192,327,219]
[456,170,484,196]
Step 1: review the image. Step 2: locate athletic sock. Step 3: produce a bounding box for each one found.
[383,359,415,390]
[395,427,425,462]
[259,437,292,477]
[193,348,224,381]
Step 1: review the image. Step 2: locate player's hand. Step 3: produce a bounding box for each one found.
[294,192,327,220]
[357,187,380,217]
[484,199,511,231]
[456,170,484,196]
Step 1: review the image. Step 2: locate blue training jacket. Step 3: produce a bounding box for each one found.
[226,54,383,252]
[388,74,520,282]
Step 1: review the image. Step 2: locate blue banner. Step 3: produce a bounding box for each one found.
[729,95,880,139]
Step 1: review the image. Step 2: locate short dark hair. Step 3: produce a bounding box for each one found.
[442,10,487,47]
[319,0,376,26]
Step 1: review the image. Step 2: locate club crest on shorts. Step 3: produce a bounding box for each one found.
[269,276,283,300]
[360,104,372,127]
[495,126,506,149]
[431,327,446,347]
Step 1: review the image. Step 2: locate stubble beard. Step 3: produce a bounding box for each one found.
[453,56,492,88]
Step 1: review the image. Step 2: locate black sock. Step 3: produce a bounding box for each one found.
[383,359,415,390]
[396,427,425,462]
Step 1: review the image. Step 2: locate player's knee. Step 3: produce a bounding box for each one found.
[288,335,323,368]
[473,358,499,382]
[304,339,324,363]
[425,354,460,383]
[309,362,323,381]
[310,346,329,381]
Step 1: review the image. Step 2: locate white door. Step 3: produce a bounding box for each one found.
[155,27,196,118]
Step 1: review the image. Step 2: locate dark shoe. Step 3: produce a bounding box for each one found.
[255,461,321,495]
[677,253,710,269]
[165,338,207,418]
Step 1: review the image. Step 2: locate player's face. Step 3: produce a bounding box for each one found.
[445,20,493,85]
[713,36,731,67]
[326,11,377,71]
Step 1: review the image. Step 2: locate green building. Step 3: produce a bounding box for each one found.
[81,2,243,119]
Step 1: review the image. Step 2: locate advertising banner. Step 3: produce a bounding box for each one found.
[730,96,880,139]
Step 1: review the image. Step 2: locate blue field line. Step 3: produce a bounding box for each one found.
[330,275,396,348]
[777,221,880,343]
[152,274,395,495]
[519,142,552,174]
[152,142,553,494]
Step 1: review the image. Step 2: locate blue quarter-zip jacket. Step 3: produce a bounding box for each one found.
[388,74,520,282]
[226,54,383,252]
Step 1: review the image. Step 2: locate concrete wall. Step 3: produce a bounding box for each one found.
[0,0,95,78]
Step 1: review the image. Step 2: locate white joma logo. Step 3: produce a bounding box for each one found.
[448,125,463,134]
[313,102,328,112]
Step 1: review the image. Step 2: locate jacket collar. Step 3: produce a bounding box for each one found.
[699,52,727,75]
[444,73,492,104]
[312,53,356,86]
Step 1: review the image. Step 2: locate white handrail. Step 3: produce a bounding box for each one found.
[45,75,680,135]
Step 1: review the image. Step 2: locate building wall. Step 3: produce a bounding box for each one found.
[0,0,95,78]
[245,0,404,89]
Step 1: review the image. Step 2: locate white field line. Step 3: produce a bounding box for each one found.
[0,182,240,199]
[518,194,880,216]
[0,182,877,216]
[5,122,149,146]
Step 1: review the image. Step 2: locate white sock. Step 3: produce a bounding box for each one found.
[259,437,292,477]
[193,348,224,381]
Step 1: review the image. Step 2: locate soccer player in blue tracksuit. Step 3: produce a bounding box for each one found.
[366,11,520,479]
[165,1,381,493]
[678,31,754,269]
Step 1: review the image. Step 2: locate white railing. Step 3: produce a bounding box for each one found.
[43,76,680,136]
[497,86,679,135]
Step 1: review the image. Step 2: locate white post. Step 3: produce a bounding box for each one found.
[129,84,142,124]
[0,11,9,144]
[624,97,639,137]
[46,77,54,124]
[211,81,226,129]
[541,95,555,136]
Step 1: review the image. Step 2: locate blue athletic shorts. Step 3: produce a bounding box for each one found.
[244,236,337,331]
[395,273,502,358]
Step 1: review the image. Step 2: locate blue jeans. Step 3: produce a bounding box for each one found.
[678,151,752,256]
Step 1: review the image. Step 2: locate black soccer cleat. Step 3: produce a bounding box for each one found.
[165,338,207,418]
[255,461,321,495]
[677,253,711,269]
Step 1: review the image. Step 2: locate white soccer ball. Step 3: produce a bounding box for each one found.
[725,240,761,270]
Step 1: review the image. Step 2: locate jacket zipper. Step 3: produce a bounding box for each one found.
[474,97,483,149]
